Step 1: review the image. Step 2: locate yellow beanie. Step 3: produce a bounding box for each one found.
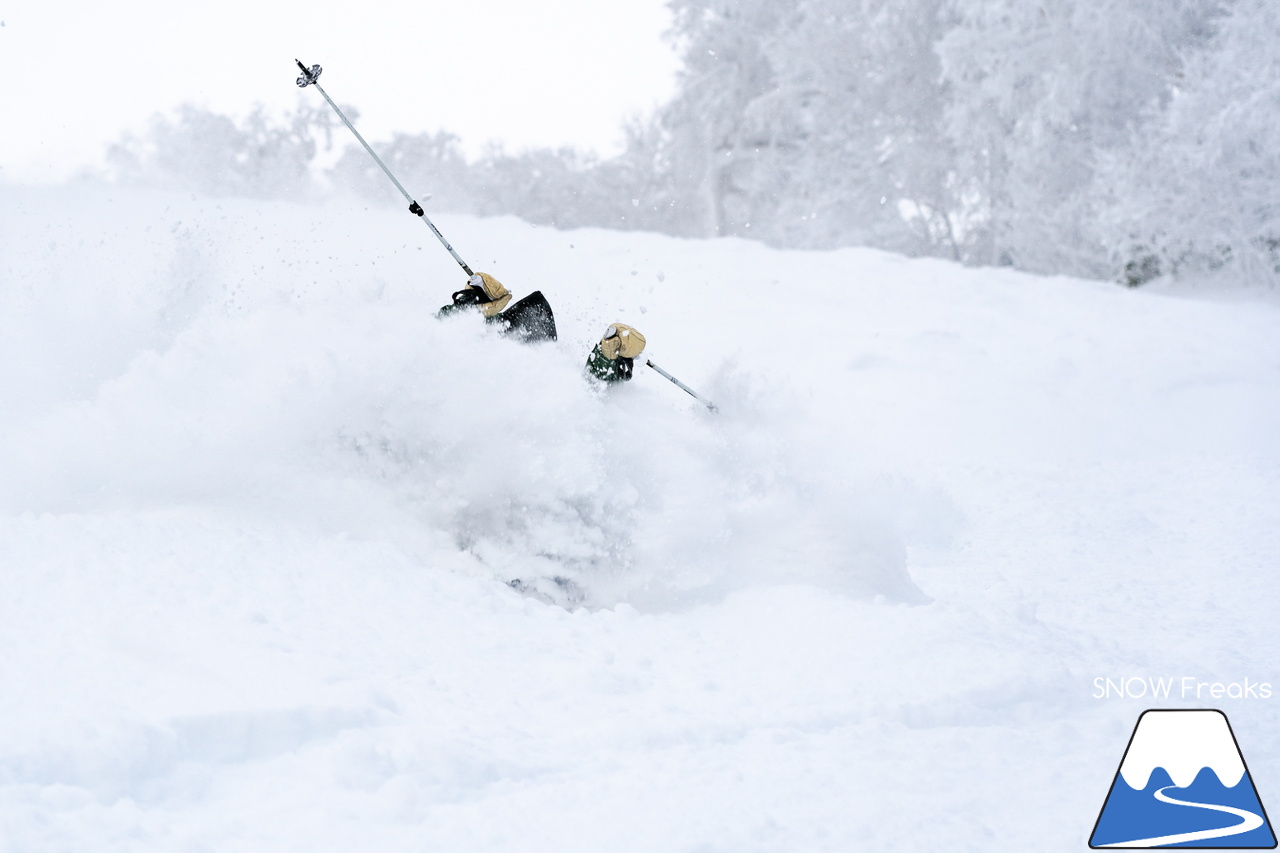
[469,272,512,317]
[600,323,646,359]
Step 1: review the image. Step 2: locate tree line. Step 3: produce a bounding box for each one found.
[107,0,1280,286]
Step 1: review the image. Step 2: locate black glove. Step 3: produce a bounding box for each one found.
[451,287,490,307]
[616,357,634,381]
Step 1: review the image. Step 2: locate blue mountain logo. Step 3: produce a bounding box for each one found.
[1091,709,1276,848]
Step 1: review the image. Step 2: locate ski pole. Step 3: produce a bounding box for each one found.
[294,59,474,277]
[645,360,718,412]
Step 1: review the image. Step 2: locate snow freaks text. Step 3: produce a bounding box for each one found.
[1093,677,1274,701]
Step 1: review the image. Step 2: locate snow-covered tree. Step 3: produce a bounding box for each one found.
[329,130,475,212]
[934,0,1220,274]
[1099,0,1280,285]
[655,0,1239,280]
[107,105,337,200]
[657,0,959,255]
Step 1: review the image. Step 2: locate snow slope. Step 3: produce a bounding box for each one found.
[2,182,1279,851]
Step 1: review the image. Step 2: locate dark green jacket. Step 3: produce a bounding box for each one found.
[437,302,497,319]
[586,343,633,382]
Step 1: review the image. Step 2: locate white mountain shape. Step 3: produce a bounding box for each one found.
[1119,710,1247,790]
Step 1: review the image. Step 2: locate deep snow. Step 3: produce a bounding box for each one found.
[1,183,1279,851]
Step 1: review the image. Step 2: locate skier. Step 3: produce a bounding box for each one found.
[586,323,646,382]
[438,272,558,341]
[438,272,511,318]
[293,63,557,344]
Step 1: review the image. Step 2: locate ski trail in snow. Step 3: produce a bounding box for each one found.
[1100,785,1265,847]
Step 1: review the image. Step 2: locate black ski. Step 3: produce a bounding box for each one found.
[495,291,557,342]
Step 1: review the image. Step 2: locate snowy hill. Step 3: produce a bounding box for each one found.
[2,182,1279,851]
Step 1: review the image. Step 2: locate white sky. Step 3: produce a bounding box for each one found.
[0,0,680,183]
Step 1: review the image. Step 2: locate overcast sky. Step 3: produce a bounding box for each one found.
[0,0,680,183]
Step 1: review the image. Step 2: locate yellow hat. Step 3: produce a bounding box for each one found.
[468,272,512,317]
[600,323,646,359]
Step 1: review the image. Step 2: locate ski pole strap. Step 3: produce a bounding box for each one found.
[645,360,718,412]
[294,59,474,277]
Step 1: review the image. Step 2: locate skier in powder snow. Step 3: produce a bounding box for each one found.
[438,272,558,341]
[586,323,646,383]
[438,272,512,319]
